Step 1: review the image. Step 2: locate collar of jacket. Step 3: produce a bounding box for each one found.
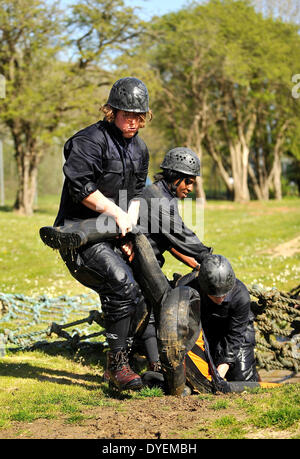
[103,119,138,146]
[156,178,178,199]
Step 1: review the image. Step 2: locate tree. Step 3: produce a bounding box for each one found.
[0,0,65,214]
[0,0,142,215]
[251,0,300,23]
[141,0,300,201]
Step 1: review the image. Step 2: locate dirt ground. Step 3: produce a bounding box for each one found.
[264,235,300,257]
[1,231,299,441]
[0,370,299,440]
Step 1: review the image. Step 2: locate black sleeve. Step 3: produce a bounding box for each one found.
[63,135,103,203]
[158,197,211,262]
[133,141,149,199]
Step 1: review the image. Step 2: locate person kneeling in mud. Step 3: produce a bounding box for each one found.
[143,253,259,395]
[180,254,259,384]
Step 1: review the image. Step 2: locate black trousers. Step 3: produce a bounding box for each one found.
[225,344,259,382]
[214,321,259,382]
[60,241,145,323]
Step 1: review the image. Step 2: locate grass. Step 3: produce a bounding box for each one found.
[0,349,120,430]
[0,194,299,438]
[171,196,300,291]
[1,350,299,438]
[185,385,300,439]
[0,195,299,296]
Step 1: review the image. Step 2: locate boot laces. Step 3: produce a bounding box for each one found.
[114,350,134,375]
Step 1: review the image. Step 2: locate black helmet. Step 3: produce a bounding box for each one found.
[198,254,236,297]
[160,147,200,177]
[106,77,149,113]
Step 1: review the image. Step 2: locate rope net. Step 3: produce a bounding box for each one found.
[248,284,300,372]
[0,284,299,372]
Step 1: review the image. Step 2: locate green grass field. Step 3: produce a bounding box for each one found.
[0,195,299,439]
[1,195,299,296]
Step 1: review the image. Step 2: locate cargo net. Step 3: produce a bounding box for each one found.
[0,285,300,373]
[0,292,105,353]
[249,284,300,373]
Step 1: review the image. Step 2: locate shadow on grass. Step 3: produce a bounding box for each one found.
[4,341,151,400]
[0,361,148,401]
[9,339,106,362]
[0,205,13,213]
[2,341,107,390]
[0,361,103,390]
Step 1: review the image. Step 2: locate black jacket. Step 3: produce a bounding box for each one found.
[54,120,149,226]
[139,180,211,267]
[199,279,253,366]
[177,273,253,366]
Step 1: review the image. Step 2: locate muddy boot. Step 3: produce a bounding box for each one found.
[39,225,87,250]
[106,349,143,391]
[39,217,119,250]
[148,360,162,373]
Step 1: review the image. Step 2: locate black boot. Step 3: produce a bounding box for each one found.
[39,217,119,250]
[39,225,87,249]
[105,349,143,391]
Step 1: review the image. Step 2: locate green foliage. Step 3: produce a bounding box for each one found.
[210,400,229,410]
[131,385,164,398]
[0,0,144,214]
[214,414,237,426]
[250,383,300,429]
[1,0,300,211]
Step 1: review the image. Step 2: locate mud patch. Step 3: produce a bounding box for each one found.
[0,395,221,440]
[0,378,299,440]
[263,235,300,258]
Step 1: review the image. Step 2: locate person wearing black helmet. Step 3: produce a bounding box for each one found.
[130,147,212,371]
[182,254,259,382]
[40,146,212,373]
[139,147,212,270]
[42,77,152,392]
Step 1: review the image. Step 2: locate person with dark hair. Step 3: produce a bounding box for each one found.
[129,148,212,370]
[140,147,211,271]
[41,77,153,392]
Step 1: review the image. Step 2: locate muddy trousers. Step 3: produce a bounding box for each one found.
[131,314,159,364]
[60,240,146,352]
[225,344,259,382]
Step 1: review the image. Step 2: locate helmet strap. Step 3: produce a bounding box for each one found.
[171,177,184,195]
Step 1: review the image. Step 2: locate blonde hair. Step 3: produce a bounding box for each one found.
[100,104,153,128]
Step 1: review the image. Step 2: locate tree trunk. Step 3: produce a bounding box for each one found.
[195,175,206,201]
[14,152,38,216]
[272,138,284,200]
[229,141,250,202]
[9,120,41,216]
[204,135,234,195]
[248,155,271,200]
[269,121,288,200]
